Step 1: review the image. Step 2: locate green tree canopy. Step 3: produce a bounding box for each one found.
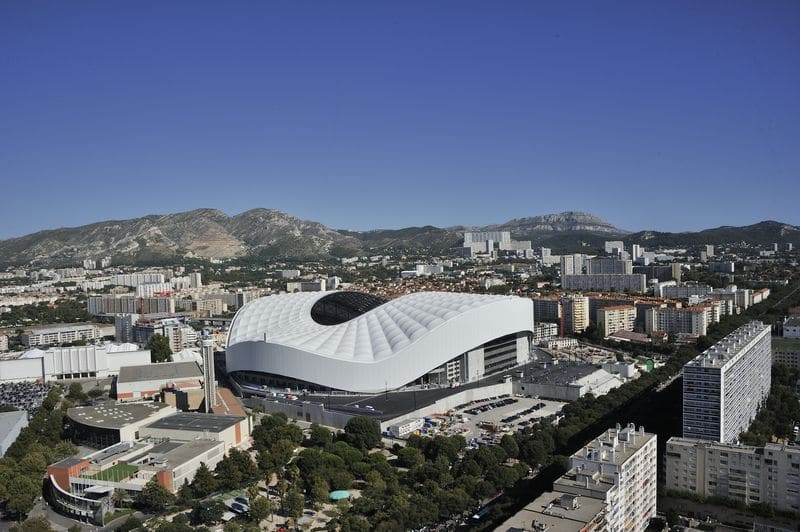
[136,476,175,512]
[343,416,382,450]
[148,333,173,363]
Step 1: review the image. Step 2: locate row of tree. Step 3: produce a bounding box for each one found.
[0,388,78,518]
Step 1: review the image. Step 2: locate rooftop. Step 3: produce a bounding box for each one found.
[143,412,244,433]
[0,410,28,437]
[686,321,770,369]
[117,361,203,384]
[67,402,174,430]
[572,423,656,467]
[497,491,607,532]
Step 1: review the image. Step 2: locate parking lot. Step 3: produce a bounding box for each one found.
[415,394,565,446]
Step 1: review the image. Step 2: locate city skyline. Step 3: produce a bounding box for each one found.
[1,1,798,239]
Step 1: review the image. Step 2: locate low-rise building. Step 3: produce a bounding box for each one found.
[784,318,800,339]
[21,324,101,347]
[115,361,204,402]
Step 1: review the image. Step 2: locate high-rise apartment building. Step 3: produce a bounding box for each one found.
[561,274,647,294]
[559,423,657,532]
[587,258,633,275]
[560,254,585,275]
[562,295,590,334]
[682,321,771,443]
[666,438,800,513]
[532,296,561,322]
[202,339,217,413]
[645,307,709,338]
[597,305,637,337]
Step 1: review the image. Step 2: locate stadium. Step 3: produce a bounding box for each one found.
[225,291,534,394]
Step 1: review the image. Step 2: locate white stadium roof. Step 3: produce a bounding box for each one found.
[226,290,534,393]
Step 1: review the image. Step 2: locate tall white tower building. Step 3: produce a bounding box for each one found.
[202,339,217,413]
[682,321,771,443]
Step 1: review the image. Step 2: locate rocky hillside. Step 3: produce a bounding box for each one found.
[0,209,796,267]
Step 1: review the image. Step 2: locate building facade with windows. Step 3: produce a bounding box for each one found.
[666,437,800,513]
[682,321,772,443]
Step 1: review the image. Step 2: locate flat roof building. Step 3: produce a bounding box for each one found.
[140,412,250,451]
[66,402,177,448]
[683,321,771,443]
[116,361,203,402]
[666,437,800,513]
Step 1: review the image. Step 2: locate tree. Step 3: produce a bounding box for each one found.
[116,516,143,532]
[343,416,382,450]
[68,526,82,532]
[136,476,176,512]
[5,476,40,517]
[88,388,105,399]
[148,333,173,363]
[500,434,519,459]
[190,501,225,525]
[248,495,272,523]
[396,447,424,469]
[285,487,305,519]
[190,462,217,497]
[66,382,87,402]
[9,517,56,532]
[308,423,333,448]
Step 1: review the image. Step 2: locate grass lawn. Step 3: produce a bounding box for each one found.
[90,463,139,481]
[773,337,800,351]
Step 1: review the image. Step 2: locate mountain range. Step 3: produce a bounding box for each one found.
[0,209,797,267]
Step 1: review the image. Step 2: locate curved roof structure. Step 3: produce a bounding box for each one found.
[226,291,534,393]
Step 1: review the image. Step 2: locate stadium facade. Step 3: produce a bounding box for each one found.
[226,291,535,393]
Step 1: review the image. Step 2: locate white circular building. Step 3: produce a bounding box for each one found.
[225,291,534,393]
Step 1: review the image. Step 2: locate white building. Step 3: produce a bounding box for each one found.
[111,273,166,287]
[226,291,534,393]
[286,280,326,292]
[666,438,800,513]
[189,272,202,288]
[561,295,590,334]
[560,254,585,275]
[532,322,559,345]
[682,321,771,443]
[388,418,424,438]
[604,240,624,254]
[0,345,151,383]
[661,284,713,300]
[561,274,647,294]
[0,333,8,352]
[115,361,204,401]
[0,411,28,456]
[21,324,102,347]
[586,258,633,275]
[645,306,709,338]
[415,264,444,276]
[552,423,657,532]
[597,305,637,338]
[783,318,800,339]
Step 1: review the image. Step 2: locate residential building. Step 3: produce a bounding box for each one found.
[532,296,561,322]
[532,322,559,345]
[784,318,800,339]
[709,261,736,274]
[560,254,585,275]
[0,333,7,352]
[111,273,166,287]
[597,305,637,338]
[114,314,140,343]
[21,324,101,347]
[682,321,772,443]
[773,350,800,370]
[415,264,444,276]
[645,306,709,338]
[189,272,202,288]
[286,280,326,292]
[562,295,590,334]
[604,240,624,254]
[502,423,656,532]
[561,274,647,294]
[705,245,715,258]
[661,284,714,300]
[274,269,301,279]
[587,258,633,275]
[666,438,800,513]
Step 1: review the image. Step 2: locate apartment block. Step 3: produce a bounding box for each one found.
[21,324,101,348]
[598,305,637,338]
[645,306,709,338]
[666,438,800,512]
[532,296,562,322]
[682,321,772,443]
[562,274,647,294]
[562,295,590,334]
[661,284,714,300]
[532,322,559,345]
[587,258,633,275]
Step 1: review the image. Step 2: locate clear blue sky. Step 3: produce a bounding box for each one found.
[1,1,798,239]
